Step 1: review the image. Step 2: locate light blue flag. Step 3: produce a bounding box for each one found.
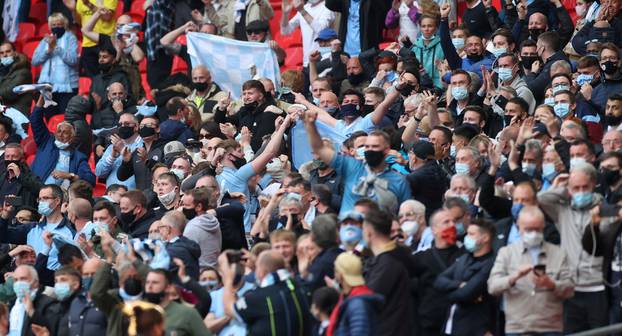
[186,32,281,99]
[290,120,347,169]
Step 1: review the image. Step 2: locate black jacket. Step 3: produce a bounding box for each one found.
[434,252,496,336]
[0,163,42,208]
[525,51,570,102]
[117,139,166,191]
[325,0,391,54]
[302,246,343,294]
[492,217,560,253]
[407,160,448,220]
[582,220,622,286]
[216,198,247,251]
[14,288,63,336]
[124,209,157,239]
[166,236,201,279]
[89,66,131,107]
[64,100,93,157]
[64,290,108,336]
[91,103,137,148]
[0,54,33,115]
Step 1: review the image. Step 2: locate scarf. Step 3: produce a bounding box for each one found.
[326,285,375,336]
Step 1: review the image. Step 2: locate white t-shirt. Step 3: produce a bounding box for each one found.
[281,1,335,66]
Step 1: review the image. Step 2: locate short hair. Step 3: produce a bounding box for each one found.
[600,42,620,59]
[470,218,496,238]
[400,199,426,215]
[42,184,64,203]
[269,229,297,245]
[69,180,93,201]
[158,172,180,187]
[538,31,561,52]
[190,187,210,209]
[165,96,186,116]
[363,86,385,101]
[58,244,83,266]
[517,205,545,225]
[217,139,241,152]
[256,251,286,274]
[162,210,187,232]
[93,200,117,217]
[54,265,81,281]
[148,269,173,285]
[311,184,332,206]
[341,89,364,107]
[281,70,305,93]
[553,89,576,104]
[312,286,340,314]
[122,190,147,208]
[432,126,453,144]
[451,69,472,84]
[463,106,486,124]
[368,130,391,146]
[507,97,529,113]
[551,60,572,74]
[491,28,515,47]
[4,143,23,158]
[453,124,479,142]
[570,161,598,182]
[608,93,622,103]
[363,207,393,237]
[310,214,339,249]
[524,139,543,159]
[242,80,267,97]
[354,198,380,212]
[519,39,537,51]
[571,139,596,156]
[601,151,622,164]
[450,174,477,192]
[577,55,600,69]
[106,184,128,195]
[551,72,572,84]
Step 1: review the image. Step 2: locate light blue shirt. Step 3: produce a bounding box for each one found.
[8,299,25,336]
[31,32,79,92]
[344,0,361,56]
[334,114,376,138]
[28,220,75,270]
[44,149,70,185]
[95,137,144,189]
[217,163,256,232]
[209,282,254,336]
[330,154,412,216]
[508,223,521,245]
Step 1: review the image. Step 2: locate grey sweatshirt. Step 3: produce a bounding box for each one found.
[183,213,222,268]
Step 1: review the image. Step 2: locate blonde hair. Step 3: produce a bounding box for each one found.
[48,12,69,29]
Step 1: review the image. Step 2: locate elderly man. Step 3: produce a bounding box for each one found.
[488,206,574,335]
[398,200,433,252]
[340,57,370,94]
[455,146,486,188]
[602,129,622,153]
[538,162,615,333]
[30,96,95,186]
[0,143,43,207]
[160,210,201,279]
[187,65,227,122]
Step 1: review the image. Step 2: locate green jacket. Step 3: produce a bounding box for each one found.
[0,277,15,304]
[411,36,444,89]
[0,53,33,115]
[164,301,212,336]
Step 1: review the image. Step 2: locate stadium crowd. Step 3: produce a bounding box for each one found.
[2,0,622,334]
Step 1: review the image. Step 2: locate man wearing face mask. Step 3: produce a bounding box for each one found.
[604,94,622,131]
[597,152,622,203]
[340,57,370,94]
[0,144,42,207]
[119,190,157,239]
[30,96,96,186]
[525,31,570,102]
[413,209,464,336]
[309,139,344,209]
[539,162,616,333]
[186,65,228,122]
[494,53,536,114]
[158,211,201,280]
[96,113,143,189]
[0,42,33,116]
[69,258,108,335]
[89,47,131,109]
[512,0,573,45]
[182,187,222,268]
[54,266,85,335]
[398,200,434,252]
[306,109,411,215]
[92,82,136,153]
[488,206,574,335]
[154,173,181,217]
[407,141,447,219]
[592,43,622,112]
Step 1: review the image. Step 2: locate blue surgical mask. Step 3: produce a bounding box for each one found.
[570,157,586,170]
[554,103,571,118]
[119,288,142,302]
[199,280,220,291]
[511,203,524,219]
[318,46,331,57]
[385,70,398,82]
[455,222,466,236]
[339,224,362,245]
[576,74,594,86]
[491,47,507,58]
[452,86,469,101]
[544,97,555,107]
[521,162,537,176]
[13,281,31,301]
[455,162,470,175]
[542,162,557,180]
[497,67,514,82]
[54,139,70,150]
[82,277,93,291]
[38,201,54,216]
[312,96,320,106]
[1,56,14,67]
[552,84,570,94]
[457,194,470,204]
[463,235,479,253]
[572,191,593,208]
[54,282,73,300]
[452,38,465,49]
[170,168,185,181]
[356,147,366,158]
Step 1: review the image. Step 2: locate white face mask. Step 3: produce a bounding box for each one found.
[401,220,419,236]
[522,230,543,247]
[158,189,177,206]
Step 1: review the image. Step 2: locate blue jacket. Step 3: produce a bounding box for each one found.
[333,288,384,336]
[160,119,194,144]
[30,106,95,186]
[67,290,108,336]
[439,18,494,80]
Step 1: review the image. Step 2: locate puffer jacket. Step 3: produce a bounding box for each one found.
[183,213,222,268]
[0,53,33,115]
[328,285,384,336]
[166,236,202,279]
[65,291,107,336]
[64,95,93,157]
[411,35,444,89]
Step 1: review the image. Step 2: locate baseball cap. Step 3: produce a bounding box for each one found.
[246,20,269,33]
[163,141,185,160]
[314,28,338,42]
[334,253,365,287]
[339,211,364,223]
[412,141,435,160]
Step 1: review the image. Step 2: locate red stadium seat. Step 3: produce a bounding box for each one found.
[17,23,36,43]
[47,114,64,133]
[85,114,92,125]
[22,41,40,61]
[27,155,35,167]
[141,73,152,100]
[37,24,50,39]
[21,137,37,157]
[138,59,147,73]
[93,183,107,197]
[131,0,146,13]
[284,47,303,69]
[79,77,91,96]
[88,153,95,171]
[275,29,302,49]
[128,11,144,23]
[29,2,48,24]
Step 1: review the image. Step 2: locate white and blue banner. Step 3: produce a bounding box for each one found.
[186,32,281,99]
[290,120,347,169]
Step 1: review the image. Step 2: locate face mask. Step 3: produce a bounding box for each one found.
[570,157,586,169]
[143,291,166,304]
[348,72,366,85]
[491,47,507,58]
[503,114,514,126]
[38,201,54,216]
[398,83,415,97]
[522,162,537,176]
[605,115,622,126]
[361,104,375,115]
[158,189,177,206]
[82,277,93,291]
[529,28,545,40]
[318,46,331,57]
[497,67,514,82]
[231,155,247,169]
[576,74,594,86]
[99,62,112,73]
[456,194,470,204]
[148,232,162,240]
[54,140,70,150]
[602,168,621,185]
[117,126,135,140]
[553,103,571,118]
[552,84,570,94]
[193,81,209,92]
[312,96,321,106]
[170,168,185,181]
[325,106,339,115]
[364,150,385,167]
[341,104,360,118]
[511,203,524,220]
[120,209,137,225]
[463,235,479,253]
[244,101,259,110]
[51,27,65,38]
[602,61,619,75]
[466,53,483,62]
[440,225,457,245]
[450,145,457,158]
[119,288,142,302]
[313,158,328,170]
[452,38,465,49]
[54,282,73,300]
[139,126,156,138]
[0,56,14,67]
[575,3,587,16]
[572,191,593,208]
[339,224,362,245]
[521,56,538,69]
[199,280,220,291]
[451,86,469,101]
[544,97,555,107]
[384,70,398,82]
[523,230,543,247]
[401,220,419,236]
[455,162,470,175]
[123,277,143,296]
[13,281,32,301]
[182,207,197,221]
[542,162,557,180]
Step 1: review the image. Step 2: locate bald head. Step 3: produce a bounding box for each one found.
[82,258,102,277]
[69,198,92,221]
[117,14,132,25]
[319,91,339,109]
[257,250,286,274]
[191,65,212,87]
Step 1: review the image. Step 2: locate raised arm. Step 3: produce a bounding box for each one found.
[370,85,400,125]
[81,8,105,43]
[303,108,335,165]
[160,21,195,47]
[250,115,293,173]
[293,92,338,127]
[439,4,462,70]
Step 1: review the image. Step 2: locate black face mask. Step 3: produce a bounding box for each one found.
[602,61,619,75]
[398,83,415,97]
[529,28,545,40]
[464,122,481,133]
[193,81,209,92]
[348,72,366,85]
[521,56,539,69]
[466,53,483,62]
[364,150,385,167]
[51,27,65,38]
[602,168,621,185]
[99,62,112,73]
[119,209,136,225]
[5,159,19,167]
[143,291,166,304]
[606,114,622,126]
[139,126,157,138]
[244,101,259,110]
[118,126,135,139]
[313,158,327,170]
[279,214,299,225]
[123,277,143,296]
[361,104,375,116]
[231,155,247,169]
[182,207,197,221]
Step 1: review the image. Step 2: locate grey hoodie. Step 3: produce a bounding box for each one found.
[183,213,222,268]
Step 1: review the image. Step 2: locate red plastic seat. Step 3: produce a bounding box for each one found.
[47,114,64,133]
[141,73,152,100]
[128,11,144,23]
[22,41,40,61]
[275,29,302,49]
[37,24,50,39]
[27,155,35,167]
[131,0,145,13]
[29,2,48,24]
[21,137,37,157]
[79,77,91,96]
[284,47,303,69]
[93,183,107,197]
[138,59,147,73]
[88,153,95,171]
[17,23,36,43]
[85,114,92,125]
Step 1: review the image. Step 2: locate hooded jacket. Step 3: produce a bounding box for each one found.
[328,285,384,336]
[411,35,444,89]
[183,213,222,268]
[0,53,33,115]
[166,235,202,279]
[64,95,93,157]
[89,64,131,107]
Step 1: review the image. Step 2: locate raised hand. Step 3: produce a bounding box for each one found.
[303,109,318,124]
[440,3,451,18]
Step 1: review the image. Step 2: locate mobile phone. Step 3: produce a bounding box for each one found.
[533,264,546,276]
[226,250,242,264]
[600,204,621,217]
[6,196,22,207]
[186,139,202,149]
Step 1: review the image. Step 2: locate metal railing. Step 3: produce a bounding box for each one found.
[568,323,622,336]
